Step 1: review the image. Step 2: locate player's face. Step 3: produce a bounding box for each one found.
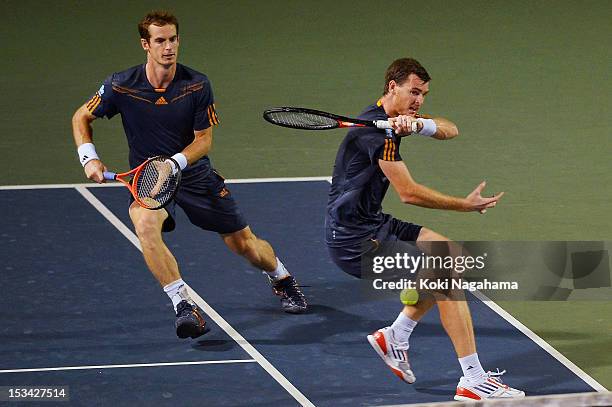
[389,74,429,116]
[142,24,179,67]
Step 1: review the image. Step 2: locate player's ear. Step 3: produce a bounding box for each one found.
[388,80,397,94]
[141,38,149,52]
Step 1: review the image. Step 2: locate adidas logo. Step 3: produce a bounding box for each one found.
[155,96,168,105]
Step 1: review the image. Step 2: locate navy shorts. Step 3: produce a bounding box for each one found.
[132,166,247,234]
[327,214,422,279]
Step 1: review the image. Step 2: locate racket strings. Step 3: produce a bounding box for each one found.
[265,111,338,130]
[135,158,180,208]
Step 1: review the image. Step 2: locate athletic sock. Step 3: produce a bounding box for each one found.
[163,279,190,311]
[390,312,418,344]
[458,353,488,383]
[264,257,290,281]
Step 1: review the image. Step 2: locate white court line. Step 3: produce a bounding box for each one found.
[73,186,316,407]
[0,359,256,374]
[75,186,142,250]
[0,176,332,190]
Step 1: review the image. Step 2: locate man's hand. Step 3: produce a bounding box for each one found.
[388,115,421,136]
[149,160,174,198]
[84,159,107,183]
[464,181,504,214]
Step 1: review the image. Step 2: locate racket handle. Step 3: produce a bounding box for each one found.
[103,171,117,180]
[374,120,392,129]
[375,120,419,133]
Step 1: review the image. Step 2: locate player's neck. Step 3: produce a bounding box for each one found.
[379,93,397,117]
[145,60,177,89]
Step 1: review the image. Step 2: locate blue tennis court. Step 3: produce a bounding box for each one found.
[0,180,601,405]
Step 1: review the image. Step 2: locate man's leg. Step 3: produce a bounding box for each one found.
[129,203,207,339]
[220,226,277,271]
[414,227,476,358]
[414,228,524,400]
[129,203,179,286]
[221,226,307,313]
[368,226,481,385]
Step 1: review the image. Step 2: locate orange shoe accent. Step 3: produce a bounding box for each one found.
[155,96,168,105]
[373,331,387,354]
[193,310,205,327]
[391,367,405,380]
[456,387,482,400]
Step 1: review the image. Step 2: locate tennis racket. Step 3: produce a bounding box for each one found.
[263,107,418,132]
[103,156,181,210]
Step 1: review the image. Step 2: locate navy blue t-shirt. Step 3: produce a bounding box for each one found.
[85,63,219,172]
[325,101,402,247]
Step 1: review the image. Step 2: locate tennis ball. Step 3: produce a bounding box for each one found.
[400,288,419,305]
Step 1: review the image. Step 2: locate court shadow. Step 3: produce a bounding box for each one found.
[236,304,390,346]
[191,338,238,352]
[413,378,458,396]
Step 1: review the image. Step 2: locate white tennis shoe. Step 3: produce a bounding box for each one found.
[367,327,416,384]
[454,369,525,401]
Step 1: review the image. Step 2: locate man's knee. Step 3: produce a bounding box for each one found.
[417,227,450,242]
[130,206,165,241]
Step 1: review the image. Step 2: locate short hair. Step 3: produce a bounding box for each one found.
[383,58,431,95]
[138,10,179,41]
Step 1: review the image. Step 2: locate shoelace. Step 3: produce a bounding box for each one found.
[393,340,409,352]
[487,369,507,385]
[389,330,409,351]
[266,275,307,305]
[282,278,307,305]
[176,301,193,316]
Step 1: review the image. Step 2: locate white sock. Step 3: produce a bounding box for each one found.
[390,312,418,344]
[458,353,487,383]
[264,257,290,281]
[163,279,190,311]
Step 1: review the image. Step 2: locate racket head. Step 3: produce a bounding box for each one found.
[131,156,181,210]
[263,107,340,130]
[263,107,377,130]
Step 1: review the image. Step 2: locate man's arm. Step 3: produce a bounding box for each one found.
[181,127,213,165]
[389,115,458,140]
[72,104,106,183]
[428,116,458,140]
[379,159,503,212]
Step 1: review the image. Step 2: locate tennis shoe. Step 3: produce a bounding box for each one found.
[454,369,525,400]
[269,275,308,314]
[175,300,208,339]
[367,327,416,384]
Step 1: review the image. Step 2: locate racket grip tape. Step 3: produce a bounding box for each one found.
[103,171,117,180]
[374,120,419,132]
[374,120,392,129]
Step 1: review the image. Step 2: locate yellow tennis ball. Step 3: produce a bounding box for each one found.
[400,288,419,305]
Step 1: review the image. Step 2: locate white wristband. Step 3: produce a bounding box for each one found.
[171,153,188,171]
[77,143,99,167]
[417,118,437,137]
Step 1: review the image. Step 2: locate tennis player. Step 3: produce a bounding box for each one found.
[71,11,307,339]
[325,58,524,400]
